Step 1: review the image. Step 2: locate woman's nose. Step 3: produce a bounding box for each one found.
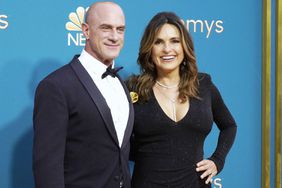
[163,43,172,53]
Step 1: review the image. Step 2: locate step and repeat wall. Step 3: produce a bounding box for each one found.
[0,1,262,187]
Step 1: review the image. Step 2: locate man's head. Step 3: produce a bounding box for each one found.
[82,2,125,65]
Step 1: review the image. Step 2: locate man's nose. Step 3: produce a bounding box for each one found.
[108,30,119,42]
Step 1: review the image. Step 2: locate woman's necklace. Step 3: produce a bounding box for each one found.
[155,85,178,122]
[156,80,178,89]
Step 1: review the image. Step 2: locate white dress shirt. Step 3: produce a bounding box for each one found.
[79,50,129,147]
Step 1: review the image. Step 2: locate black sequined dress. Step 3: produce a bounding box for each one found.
[131,73,237,188]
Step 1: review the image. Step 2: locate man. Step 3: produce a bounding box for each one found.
[33,2,134,188]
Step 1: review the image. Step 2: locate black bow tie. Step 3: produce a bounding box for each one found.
[101,65,123,79]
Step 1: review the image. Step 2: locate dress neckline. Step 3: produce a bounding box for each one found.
[152,89,192,124]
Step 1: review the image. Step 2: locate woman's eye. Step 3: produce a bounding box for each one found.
[172,39,180,43]
[154,40,162,45]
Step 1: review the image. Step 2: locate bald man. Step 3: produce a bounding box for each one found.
[33,2,134,188]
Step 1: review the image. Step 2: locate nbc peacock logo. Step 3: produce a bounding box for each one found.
[66,6,89,46]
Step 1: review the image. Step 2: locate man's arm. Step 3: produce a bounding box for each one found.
[33,79,68,188]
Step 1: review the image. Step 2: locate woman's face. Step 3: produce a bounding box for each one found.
[151,23,184,75]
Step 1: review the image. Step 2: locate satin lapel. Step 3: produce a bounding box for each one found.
[116,75,134,149]
[70,57,119,146]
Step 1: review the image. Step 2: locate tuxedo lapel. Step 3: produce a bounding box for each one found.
[116,75,134,149]
[70,56,119,146]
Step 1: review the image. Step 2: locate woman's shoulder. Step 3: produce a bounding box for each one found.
[198,72,212,85]
[125,74,140,91]
[197,72,214,96]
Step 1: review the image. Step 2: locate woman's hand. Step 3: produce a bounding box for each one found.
[196,159,218,184]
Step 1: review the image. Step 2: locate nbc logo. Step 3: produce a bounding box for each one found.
[0,14,9,30]
[66,7,89,46]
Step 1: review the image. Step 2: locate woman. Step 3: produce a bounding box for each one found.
[127,12,237,188]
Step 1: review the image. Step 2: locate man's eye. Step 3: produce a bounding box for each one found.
[117,27,125,33]
[101,26,111,31]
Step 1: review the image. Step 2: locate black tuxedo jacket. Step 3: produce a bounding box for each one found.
[33,56,134,188]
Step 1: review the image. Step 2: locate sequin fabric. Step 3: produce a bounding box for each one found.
[130,73,237,188]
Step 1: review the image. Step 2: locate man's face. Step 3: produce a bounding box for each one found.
[83,4,125,65]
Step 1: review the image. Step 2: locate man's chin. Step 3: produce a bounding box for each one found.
[105,53,120,60]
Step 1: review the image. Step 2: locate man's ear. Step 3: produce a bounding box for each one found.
[81,23,89,39]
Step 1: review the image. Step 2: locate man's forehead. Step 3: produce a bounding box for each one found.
[93,12,125,27]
